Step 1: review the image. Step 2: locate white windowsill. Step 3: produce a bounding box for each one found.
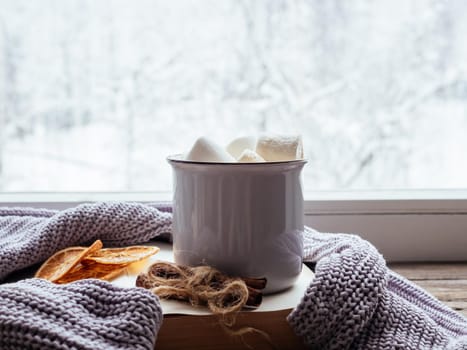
[1,190,466,262]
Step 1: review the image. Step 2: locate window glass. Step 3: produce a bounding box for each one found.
[1,0,466,191]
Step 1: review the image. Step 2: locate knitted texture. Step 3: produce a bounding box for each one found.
[288,227,467,349]
[0,278,162,350]
[1,203,467,350]
[0,202,172,281]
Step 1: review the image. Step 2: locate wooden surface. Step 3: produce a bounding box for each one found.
[156,309,308,350]
[390,262,467,317]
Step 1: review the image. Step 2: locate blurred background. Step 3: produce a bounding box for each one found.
[0,0,466,192]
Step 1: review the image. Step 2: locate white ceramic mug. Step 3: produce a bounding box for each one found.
[167,155,306,293]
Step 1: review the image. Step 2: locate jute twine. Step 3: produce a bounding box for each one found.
[137,261,276,349]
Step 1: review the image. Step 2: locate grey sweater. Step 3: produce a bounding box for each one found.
[1,202,466,349]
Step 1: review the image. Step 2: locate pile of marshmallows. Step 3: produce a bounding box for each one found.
[184,135,304,163]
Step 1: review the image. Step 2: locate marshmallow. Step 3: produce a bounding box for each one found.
[185,137,236,162]
[256,135,304,161]
[237,149,265,163]
[226,136,257,159]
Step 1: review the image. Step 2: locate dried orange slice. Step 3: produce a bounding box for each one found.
[35,240,103,282]
[82,246,160,265]
[56,262,128,284]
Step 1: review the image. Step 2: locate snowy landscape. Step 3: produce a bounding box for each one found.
[1,0,467,192]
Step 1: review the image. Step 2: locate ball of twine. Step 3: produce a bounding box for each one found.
[137,261,276,348]
[138,261,248,325]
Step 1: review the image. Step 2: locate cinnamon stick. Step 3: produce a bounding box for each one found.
[241,277,267,290]
[246,286,263,308]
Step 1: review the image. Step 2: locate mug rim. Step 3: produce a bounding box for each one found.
[167,154,308,166]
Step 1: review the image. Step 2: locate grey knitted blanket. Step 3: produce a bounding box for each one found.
[291,228,467,349]
[0,202,171,350]
[0,202,171,280]
[1,202,467,349]
[0,279,162,350]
